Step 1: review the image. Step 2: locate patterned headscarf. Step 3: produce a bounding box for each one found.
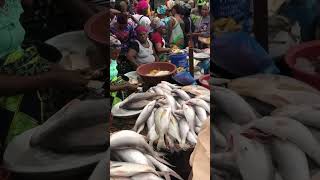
[157,5,167,15]
[135,0,149,14]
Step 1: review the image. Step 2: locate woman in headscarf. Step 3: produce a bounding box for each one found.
[168,4,185,49]
[110,35,137,106]
[110,13,135,74]
[193,3,210,48]
[150,18,171,61]
[127,26,159,69]
[131,0,151,30]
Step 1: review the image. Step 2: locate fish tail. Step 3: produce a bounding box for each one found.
[179,143,190,151]
[157,135,165,151]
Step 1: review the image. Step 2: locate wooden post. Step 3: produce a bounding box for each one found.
[188,36,194,77]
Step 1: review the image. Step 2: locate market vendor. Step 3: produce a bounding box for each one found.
[150,18,171,61]
[0,0,92,153]
[193,3,210,48]
[110,35,138,106]
[127,26,159,70]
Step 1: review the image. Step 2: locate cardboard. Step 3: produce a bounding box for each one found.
[190,119,210,180]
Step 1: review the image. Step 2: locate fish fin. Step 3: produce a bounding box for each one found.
[136,124,145,134]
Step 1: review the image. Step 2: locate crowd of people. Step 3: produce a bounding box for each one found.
[109,0,210,102]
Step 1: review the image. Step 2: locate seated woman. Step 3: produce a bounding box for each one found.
[0,0,91,153]
[150,18,171,61]
[110,35,137,106]
[126,26,159,70]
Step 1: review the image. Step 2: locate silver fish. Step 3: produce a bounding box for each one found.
[165,94,177,111]
[157,83,173,91]
[187,98,210,113]
[116,149,154,167]
[133,100,156,132]
[196,95,210,103]
[166,135,175,152]
[172,89,191,101]
[146,155,184,180]
[122,100,151,110]
[148,125,159,146]
[152,87,165,95]
[195,106,208,122]
[131,173,164,180]
[168,114,182,144]
[161,81,180,89]
[110,130,157,157]
[183,103,196,136]
[111,161,159,177]
[187,131,197,145]
[195,127,201,134]
[120,92,158,108]
[195,115,203,128]
[155,106,171,150]
[147,109,156,130]
[179,119,190,146]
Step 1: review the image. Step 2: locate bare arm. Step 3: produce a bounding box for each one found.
[153,46,159,62]
[126,48,140,69]
[155,43,171,54]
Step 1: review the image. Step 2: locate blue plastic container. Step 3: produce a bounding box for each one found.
[169,53,189,68]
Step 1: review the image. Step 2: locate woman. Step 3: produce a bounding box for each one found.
[168,4,185,49]
[0,0,90,151]
[194,3,210,48]
[127,26,159,70]
[150,19,171,61]
[110,13,135,74]
[110,35,137,106]
[156,5,170,44]
[131,0,151,31]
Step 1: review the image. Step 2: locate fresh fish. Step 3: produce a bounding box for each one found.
[146,155,184,180]
[195,95,210,103]
[133,100,156,132]
[172,89,191,101]
[174,110,184,117]
[179,119,190,146]
[131,173,164,180]
[157,83,172,91]
[136,123,146,134]
[183,103,196,136]
[249,116,320,166]
[181,85,210,96]
[176,101,182,109]
[232,133,274,180]
[187,131,197,145]
[213,86,257,125]
[164,94,177,111]
[110,130,157,157]
[176,98,185,107]
[187,98,210,113]
[155,106,171,150]
[195,116,203,128]
[161,81,180,89]
[165,135,175,152]
[168,115,182,144]
[272,104,320,129]
[122,100,151,110]
[195,106,208,122]
[120,92,158,108]
[152,87,165,95]
[195,127,201,134]
[116,149,154,167]
[147,109,156,130]
[271,139,310,180]
[147,125,159,146]
[110,161,158,177]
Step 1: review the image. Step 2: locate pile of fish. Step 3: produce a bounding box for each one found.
[211,74,320,180]
[110,130,183,180]
[121,81,210,152]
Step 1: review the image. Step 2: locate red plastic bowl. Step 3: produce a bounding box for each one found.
[199,74,210,89]
[137,62,177,86]
[285,41,320,90]
[84,10,107,45]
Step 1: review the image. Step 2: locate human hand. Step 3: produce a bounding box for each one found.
[125,83,139,92]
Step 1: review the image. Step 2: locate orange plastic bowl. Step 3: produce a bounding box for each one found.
[84,10,107,45]
[137,62,177,86]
